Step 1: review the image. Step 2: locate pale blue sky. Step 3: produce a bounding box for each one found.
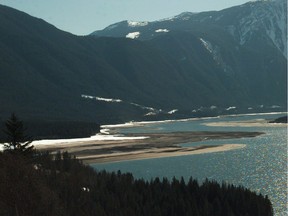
[0,0,250,35]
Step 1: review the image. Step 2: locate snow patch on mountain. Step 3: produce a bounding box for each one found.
[199,38,234,74]
[144,112,157,116]
[226,106,237,111]
[200,38,213,53]
[130,102,156,111]
[128,21,148,27]
[200,38,221,63]
[155,29,170,33]
[126,32,140,39]
[81,95,122,103]
[81,94,161,112]
[168,109,178,114]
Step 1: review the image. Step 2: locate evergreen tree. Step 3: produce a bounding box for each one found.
[2,113,34,156]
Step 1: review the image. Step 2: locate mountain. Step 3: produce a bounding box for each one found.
[0,1,286,124]
[92,0,287,57]
[92,0,287,113]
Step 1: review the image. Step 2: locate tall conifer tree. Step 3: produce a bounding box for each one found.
[2,113,34,156]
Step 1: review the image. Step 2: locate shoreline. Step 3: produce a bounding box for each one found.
[204,119,288,127]
[102,111,287,129]
[35,131,263,164]
[81,144,246,164]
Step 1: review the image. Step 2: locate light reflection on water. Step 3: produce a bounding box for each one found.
[92,113,287,215]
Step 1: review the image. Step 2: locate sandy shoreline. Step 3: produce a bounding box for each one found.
[80,144,246,164]
[35,131,263,164]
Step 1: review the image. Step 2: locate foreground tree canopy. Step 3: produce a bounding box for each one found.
[0,151,273,216]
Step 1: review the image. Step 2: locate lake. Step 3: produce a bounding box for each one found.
[92,113,287,215]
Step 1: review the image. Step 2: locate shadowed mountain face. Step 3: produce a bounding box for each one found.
[92,0,287,57]
[0,0,286,123]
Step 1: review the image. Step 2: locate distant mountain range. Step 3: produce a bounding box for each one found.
[92,0,287,57]
[0,0,286,124]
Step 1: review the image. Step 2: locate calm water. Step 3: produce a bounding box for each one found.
[92,113,287,215]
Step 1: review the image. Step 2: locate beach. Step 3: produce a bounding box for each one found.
[35,131,263,164]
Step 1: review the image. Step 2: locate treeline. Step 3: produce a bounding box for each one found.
[0,151,273,216]
[269,116,287,123]
[0,120,100,141]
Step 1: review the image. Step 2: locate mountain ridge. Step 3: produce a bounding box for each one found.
[91,0,287,57]
[0,2,286,123]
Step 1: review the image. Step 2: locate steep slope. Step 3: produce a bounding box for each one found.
[0,3,286,124]
[0,5,158,122]
[0,5,223,122]
[92,0,287,58]
[147,29,286,108]
[91,0,287,113]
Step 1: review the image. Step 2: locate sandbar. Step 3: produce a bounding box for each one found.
[35,131,263,164]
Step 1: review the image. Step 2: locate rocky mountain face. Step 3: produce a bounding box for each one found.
[0,0,286,123]
[92,0,287,57]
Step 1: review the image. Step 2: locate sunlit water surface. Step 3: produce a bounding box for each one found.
[92,113,287,215]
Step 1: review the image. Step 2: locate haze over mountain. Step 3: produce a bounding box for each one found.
[0,0,286,124]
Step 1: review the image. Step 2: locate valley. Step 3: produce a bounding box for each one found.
[0,0,286,124]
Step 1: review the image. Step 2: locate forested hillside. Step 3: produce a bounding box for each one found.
[0,3,286,123]
[0,151,273,216]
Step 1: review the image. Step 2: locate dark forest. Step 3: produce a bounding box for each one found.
[0,151,273,216]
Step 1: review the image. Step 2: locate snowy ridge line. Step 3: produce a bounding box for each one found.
[127,21,148,27]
